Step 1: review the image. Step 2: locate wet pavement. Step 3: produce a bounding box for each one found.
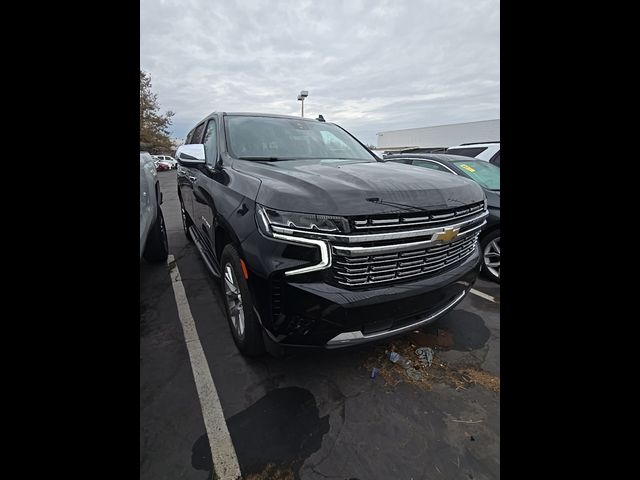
[141,170,500,480]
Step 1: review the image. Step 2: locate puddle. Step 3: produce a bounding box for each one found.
[429,310,491,351]
[220,387,330,479]
[403,311,490,353]
[191,433,213,474]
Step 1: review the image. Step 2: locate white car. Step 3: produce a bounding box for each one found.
[153,155,178,169]
[140,152,169,262]
[446,142,500,167]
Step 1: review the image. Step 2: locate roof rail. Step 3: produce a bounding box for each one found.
[457,141,500,146]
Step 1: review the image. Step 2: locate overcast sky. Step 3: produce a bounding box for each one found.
[140,0,499,146]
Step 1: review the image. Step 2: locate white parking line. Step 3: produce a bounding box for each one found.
[470,288,498,303]
[167,255,242,480]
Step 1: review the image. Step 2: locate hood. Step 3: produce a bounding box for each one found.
[483,189,500,209]
[233,159,485,215]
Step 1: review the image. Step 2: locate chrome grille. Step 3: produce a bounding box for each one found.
[269,203,488,287]
[332,232,480,287]
[351,202,484,232]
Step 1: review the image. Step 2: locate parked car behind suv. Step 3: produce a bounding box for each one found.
[384,153,500,282]
[446,142,500,167]
[140,152,169,262]
[154,160,170,172]
[153,155,178,169]
[175,113,489,356]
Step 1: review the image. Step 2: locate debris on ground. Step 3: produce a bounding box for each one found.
[415,347,434,366]
[388,351,413,369]
[451,418,484,424]
[406,367,423,381]
[364,335,500,393]
[370,367,378,379]
[458,368,500,393]
[244,463,295,480]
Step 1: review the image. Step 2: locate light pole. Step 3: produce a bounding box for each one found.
[297,90,308,117]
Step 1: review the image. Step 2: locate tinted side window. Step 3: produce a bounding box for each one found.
[490,152,500,167]
[413,160,450,172]
[189,123,206,144]
[203,119,217,167]
[447,147,487,158]
[388,158,413,164]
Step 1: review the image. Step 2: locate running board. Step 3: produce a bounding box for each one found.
[189,225,221,278]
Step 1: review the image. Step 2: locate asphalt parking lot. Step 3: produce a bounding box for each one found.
[141,170,500,480]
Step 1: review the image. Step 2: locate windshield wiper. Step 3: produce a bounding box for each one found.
[322,157,371,162]
[238,156,373,161]
[237,156,291,161]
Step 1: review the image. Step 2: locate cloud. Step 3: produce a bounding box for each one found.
[141,0,499,145]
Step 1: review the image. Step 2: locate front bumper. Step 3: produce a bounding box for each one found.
[242,229,481,348]
[324,288,468,347]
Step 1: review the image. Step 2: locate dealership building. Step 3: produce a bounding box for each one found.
[376,119,500,152]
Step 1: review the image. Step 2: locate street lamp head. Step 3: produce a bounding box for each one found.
[299,90,309,98]
[297,95,304,101]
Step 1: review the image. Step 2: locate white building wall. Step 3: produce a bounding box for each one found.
[377,119,500,149]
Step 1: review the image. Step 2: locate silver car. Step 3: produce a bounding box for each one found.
[140,152,168,262]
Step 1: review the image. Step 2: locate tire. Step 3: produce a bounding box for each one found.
[143,206,169,263]
[480,229,500,283]
[180,198,194,242]
[220,245,265,356]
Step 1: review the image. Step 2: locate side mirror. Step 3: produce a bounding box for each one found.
[176,144,206,165]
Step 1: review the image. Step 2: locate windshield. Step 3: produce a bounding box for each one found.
[451,159,500,190]
[225,116,376,161]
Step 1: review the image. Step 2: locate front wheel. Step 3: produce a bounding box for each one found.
[220,245,265,356]
[143,207,169,263]
[480,229,500,283]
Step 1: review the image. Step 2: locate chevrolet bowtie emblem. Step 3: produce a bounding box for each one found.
[435,227,459,242]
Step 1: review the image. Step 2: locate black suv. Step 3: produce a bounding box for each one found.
[176,113,488,356]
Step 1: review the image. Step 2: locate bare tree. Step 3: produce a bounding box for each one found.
[140,70,175,154]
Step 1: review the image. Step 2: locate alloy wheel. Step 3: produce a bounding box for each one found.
[224,263,245,337]
[483,237,500,280]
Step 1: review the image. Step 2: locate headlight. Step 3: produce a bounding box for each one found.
[256,205,334,276]
[256,205,350,235]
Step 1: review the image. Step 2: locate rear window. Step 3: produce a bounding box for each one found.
[446,147,487,158]
[451,159,500,190]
